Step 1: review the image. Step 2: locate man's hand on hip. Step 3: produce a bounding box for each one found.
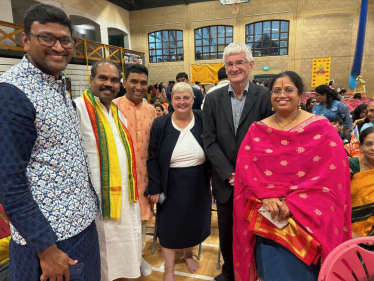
[38,243,77,281]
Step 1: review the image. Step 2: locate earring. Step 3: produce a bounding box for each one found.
[298,103,301,110]
[272,106,275,111]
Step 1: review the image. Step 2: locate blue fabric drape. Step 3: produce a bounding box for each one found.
[350,0,369,89]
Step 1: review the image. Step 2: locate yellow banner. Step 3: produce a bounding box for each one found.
[311,58,331,87]
[191,64,225,84]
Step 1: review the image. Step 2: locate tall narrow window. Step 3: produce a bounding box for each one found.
[148,30,183,63]
[194,25,233,60]
[246,21,289,57]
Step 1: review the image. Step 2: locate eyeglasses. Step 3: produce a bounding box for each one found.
[270,87,296,95]
[225,60,249,69]
[363,141,374,148]
[27,33,75,49]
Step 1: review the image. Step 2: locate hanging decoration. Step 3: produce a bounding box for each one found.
[349,0,368,90]
[311,58,331,88]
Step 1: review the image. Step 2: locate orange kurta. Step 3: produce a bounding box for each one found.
[114,96,157,220]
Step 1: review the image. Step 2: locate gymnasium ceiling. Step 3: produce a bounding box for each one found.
[108,0,218,11]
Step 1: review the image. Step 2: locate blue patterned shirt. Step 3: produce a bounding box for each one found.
[0,56,99,254]
[312,100,353,130]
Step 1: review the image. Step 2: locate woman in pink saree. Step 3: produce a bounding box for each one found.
[233,71,352,281]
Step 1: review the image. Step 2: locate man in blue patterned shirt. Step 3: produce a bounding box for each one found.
[0,4,100,281]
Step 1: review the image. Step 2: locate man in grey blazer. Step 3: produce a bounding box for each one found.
[203,43,273,281]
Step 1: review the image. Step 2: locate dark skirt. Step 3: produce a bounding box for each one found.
[157,164,211,249]
[10,220,100,281]
[255,236,320,281]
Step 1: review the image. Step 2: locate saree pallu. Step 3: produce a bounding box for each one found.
[351,169,374,237]
[233,116,352,281]
[243,196,321,266]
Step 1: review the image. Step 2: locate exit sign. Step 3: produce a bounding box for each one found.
[263,66,270,71]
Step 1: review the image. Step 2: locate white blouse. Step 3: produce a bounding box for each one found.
[170,115,206,168]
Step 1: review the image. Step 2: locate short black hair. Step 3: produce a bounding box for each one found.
[91,60,120,78]
[125,64,148,80]
[24,3,73,35]
[353,93,362,99]
[176,72,188,81]
[269,71,304,96]
[154,104,164,111]
[359,127,374,144]
[328,117,343,125]
[218,67,228,81]
[339,89,347,94]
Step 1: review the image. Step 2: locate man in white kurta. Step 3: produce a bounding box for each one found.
[75,61,142,281]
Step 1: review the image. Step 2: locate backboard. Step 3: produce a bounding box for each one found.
[220,0,250,5]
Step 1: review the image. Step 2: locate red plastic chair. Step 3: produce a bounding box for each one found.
[318,237,374,281]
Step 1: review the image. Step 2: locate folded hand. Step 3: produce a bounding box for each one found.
[262,197,290,221]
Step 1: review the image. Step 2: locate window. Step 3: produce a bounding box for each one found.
[194,25,233,60]
[245,21,289,57]
[148,30,183,63]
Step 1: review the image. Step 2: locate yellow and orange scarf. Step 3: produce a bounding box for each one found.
[83,89,138,219]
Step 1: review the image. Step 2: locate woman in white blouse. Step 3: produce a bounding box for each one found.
[147,82,211,281]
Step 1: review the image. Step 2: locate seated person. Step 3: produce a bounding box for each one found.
[160,98,169,114]
[155,104,165,117]
[351,104,368,133]
[338,89,347,99]
[349,127,374,248]
[329,117,361,157]
[154,97,161,106]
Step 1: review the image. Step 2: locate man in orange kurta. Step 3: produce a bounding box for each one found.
[114,64,156,276]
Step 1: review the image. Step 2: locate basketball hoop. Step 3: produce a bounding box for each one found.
[219,0,249,14]
[231,2,239,14]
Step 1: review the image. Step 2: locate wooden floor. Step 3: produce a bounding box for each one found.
[120,204,222,281]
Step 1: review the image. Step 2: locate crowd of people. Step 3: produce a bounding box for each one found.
[0,3,373,281]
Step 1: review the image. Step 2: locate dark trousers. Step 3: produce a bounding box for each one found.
[10,221,100,281]
[216,193,234,279]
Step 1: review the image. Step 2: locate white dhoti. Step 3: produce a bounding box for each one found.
[75,96,142,280]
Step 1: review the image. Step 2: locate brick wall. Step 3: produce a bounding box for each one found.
[300,13,354,91]
[130,0,374,97]
[363,12,374,95]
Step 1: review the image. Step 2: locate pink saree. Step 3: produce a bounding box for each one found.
[233,116,352,281]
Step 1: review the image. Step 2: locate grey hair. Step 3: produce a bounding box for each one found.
[223,42,253,64]
[171,82,195,98]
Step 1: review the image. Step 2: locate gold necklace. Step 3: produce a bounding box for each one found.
[274,110,300,130]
